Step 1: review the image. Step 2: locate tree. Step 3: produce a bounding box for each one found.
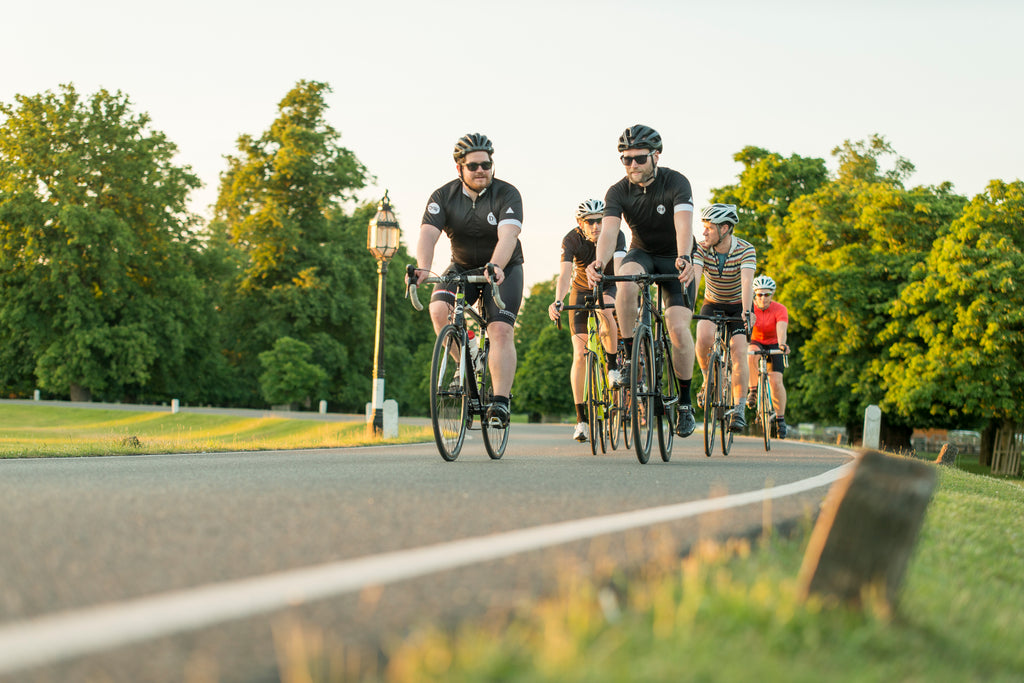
[881,180,1024,462]
[258,336,328,406]
[0,84,211,401]
[514,278,574,420]
[767,135,966,446]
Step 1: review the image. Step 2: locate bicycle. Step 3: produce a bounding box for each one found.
[406,264,509,462]
[598,272,681,464]
[748,347,788,451]
[555,296,621,455]
[692,311,746,457]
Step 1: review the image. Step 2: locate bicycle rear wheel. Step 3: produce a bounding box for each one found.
[656,335,676,462]
[608,380,621,451]
[620,386,632,449]
[479,352,509,460]
[631,328,655,464]
[430,325,468,461]
[703,353,719,457]
[586,352,604,455]
[759,373,772,452]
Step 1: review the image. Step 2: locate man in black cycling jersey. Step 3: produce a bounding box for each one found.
[548,198,626,443]
[411,133,524,428]
[585,125,699,439]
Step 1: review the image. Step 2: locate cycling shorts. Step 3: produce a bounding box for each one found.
[568,286,616,336]
[749,341,786,373]
[698,301,747,338]
[430,263,523,327]
[620,249,695,310]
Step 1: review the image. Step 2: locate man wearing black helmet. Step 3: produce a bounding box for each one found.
[586,124,699,439]
[412,133,524,428]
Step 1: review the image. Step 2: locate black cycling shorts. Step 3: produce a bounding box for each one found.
[430,263,523,327]
[699,301,747,338]
[568,286,616,336]
[620,249,696,310]
[750,341,786,373]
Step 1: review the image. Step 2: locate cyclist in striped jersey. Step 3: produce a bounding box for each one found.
[692,204,756,432]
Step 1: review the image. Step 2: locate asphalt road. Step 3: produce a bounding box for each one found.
[0,420,852,682]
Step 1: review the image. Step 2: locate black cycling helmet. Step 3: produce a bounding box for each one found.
[453,133,494,161]
[617,125,663,152]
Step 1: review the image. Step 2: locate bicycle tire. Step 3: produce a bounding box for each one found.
[720,349,734,456]
[479,350,508,460]
[586,352,601,456]
[430,325,468,461]
[608,380,621,451]
[631,328,655,464]
[656,333,675,462]
[620,386,633,449]
[760,371,772,452]
[703,352,719,457]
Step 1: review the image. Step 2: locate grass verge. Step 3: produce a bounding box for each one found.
[275,461,1023,682]
[0,404,432,458]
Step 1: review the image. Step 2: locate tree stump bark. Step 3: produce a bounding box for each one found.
[798,450,936,611]
[934,442,957,466]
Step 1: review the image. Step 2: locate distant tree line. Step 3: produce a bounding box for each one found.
[2,83,1021,463]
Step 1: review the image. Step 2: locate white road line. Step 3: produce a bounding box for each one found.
[0,461,852,674]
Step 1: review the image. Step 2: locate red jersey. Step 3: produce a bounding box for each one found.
[752,300,788,344]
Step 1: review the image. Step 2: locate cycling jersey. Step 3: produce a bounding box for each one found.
[421,178,525,268]
[603,167,696,257]
[752,300,788,345]
[560,227,626,291]
[693,235,756,304]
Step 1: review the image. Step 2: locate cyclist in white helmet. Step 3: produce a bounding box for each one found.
[549,199,626,442]
[693,203,756,432]
[746,274,790,438]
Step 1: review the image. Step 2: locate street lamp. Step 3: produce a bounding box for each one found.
[367,190,401,436]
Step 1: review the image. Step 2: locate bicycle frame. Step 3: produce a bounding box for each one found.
[558,296,617,454]
[749,347,787,451]
[693,311,745,457]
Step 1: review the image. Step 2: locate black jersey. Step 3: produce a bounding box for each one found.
[603,166,695,257]
[421,177,525,269]
[560,227,627,290]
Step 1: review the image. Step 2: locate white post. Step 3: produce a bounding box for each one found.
[33,389,40,401]
[383,399,399,439]
[171,398,180,414]
[319,399,327,414]
[863,404,881,450]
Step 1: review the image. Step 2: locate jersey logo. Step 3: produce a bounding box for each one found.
[427,202,441,215]
[487,212,497,225]
[656,204,666,215]
[505,207,515,214]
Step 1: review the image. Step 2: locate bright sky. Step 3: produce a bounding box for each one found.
[4,0,1022,289]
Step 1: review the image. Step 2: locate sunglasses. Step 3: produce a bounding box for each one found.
[583,218,602,225]
[463,161,493,171]
[755,292,773,298]
[620,153,652,166]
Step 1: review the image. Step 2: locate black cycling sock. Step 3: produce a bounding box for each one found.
[606,354,618,371]
[493,395,509,407]
[623,337,633,356]
[677,378,692,405]
[576,403,587,422]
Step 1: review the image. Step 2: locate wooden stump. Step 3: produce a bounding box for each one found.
[934,442,957,466]
[798,450,937,610]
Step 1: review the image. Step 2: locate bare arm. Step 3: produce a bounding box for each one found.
[588,216,622,285]
[673,209,695,284]
[415,224,443,284]
[776,319,789,352]
[487,223,521,284]
[548,261,573,321]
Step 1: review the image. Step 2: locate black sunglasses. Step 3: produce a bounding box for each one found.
[583,218,602,225]
[620,153,652,166]
[463,161,493,171]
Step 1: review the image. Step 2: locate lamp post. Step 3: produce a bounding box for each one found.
[367,190,401,436]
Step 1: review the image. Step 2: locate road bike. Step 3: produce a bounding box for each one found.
[406,264,509,461]
[693,311,745,457]
[598,272,680,464]
[555,296,622,454]
[749,347,788,451]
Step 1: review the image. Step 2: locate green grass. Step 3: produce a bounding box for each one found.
[0,404,432,457]
[274,461,1024,683]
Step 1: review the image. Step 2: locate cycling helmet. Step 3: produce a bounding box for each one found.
[453,133,494,161]
[617,124,663,152]
[576,198,605,219]
[753,275,777,292]
[700,203,739,226]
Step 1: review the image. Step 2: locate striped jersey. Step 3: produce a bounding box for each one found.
[694,236,756,304]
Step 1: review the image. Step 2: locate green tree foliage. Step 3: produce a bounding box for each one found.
[514,278,573,419]
[211,80,433,412]
[0,84,216,401]
[258,336,328,406]
[710,146,828,266]
[768,135,967,442]
[881,180,1024,431]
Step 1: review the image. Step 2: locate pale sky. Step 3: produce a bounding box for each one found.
[4,0,1022,289]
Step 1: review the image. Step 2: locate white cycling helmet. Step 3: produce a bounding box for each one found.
[701,203,739,226]
[752,275,777,292]
[576,198,605,219]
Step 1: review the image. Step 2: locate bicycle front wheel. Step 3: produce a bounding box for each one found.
[607,378,621,451]
[720,354,734,456]
[759,373,772,452]
[656,334,676,463]
[586,352,603,455]
[703,353,719,457]
[479,357,509,460]
[430,325,468,461]
[631,328,655,464]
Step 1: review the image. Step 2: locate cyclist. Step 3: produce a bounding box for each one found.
[585,124,699,439]
[745,274,790,438]
[692,203,756,432]
[548,199,627,442]
[411,133,524,428]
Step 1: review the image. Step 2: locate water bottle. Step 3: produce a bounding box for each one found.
[467,330,481,374]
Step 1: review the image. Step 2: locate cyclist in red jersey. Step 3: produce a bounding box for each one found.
[746,275,790,438]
